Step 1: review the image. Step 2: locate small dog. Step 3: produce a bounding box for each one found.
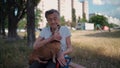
[29,40,61,65]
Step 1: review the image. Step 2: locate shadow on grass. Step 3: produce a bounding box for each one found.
[0,38,32,68]
[0,36,120,68]
[84,30,120,38]
[70,44,120,68]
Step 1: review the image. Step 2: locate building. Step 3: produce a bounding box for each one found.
[73,0,83,20]
[37,0,58,28]
[59,0,72,22]
[82,0,89,20]
[76,23,94,30]
[37,0,89,28]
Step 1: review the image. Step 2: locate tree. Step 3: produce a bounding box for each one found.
[72,8,76,27]
[89,15,108,27]
[35,8,42,28]
[27,0,35,47]
[81,12,87,22]
[26,0,35,47]
[18,8,42,30]
[60,16,66,26]
[109,23,119,28]
[26,0,41,47]
[7,0,27,41]
[77,16,81,23]
[0,0,7,37]
[0,0,40,46]
[0,0,40,36]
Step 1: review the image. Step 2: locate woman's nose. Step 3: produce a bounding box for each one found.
[51,19,55,23]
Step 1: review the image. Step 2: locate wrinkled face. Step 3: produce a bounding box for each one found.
[46,12,60,29]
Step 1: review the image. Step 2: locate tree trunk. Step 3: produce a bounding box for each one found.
[5,0,21,41]
[7,9,19,41]
[0,15,6,37]
[27,0,35,47]
[0,4,6,37]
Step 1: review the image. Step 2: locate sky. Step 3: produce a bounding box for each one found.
[80,0,120,19]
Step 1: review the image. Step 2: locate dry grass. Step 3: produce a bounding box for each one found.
[0,30,120,68]
[70,30,120,68]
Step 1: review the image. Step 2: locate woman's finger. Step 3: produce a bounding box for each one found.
[57,57,67,66]
[58,59,64,66]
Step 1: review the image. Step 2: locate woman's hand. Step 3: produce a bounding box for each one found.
[57,52,67,66]
[52,32,62,41]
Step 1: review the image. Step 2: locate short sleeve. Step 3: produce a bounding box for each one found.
[59,26,71,52]
[39,27,52,39]
[63,26,71,37]
[39,29,45,38]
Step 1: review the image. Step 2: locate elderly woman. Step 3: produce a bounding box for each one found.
[29,9,85,68]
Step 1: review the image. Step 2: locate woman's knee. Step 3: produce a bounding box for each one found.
[46,61,56,68]
[29,61,45,68]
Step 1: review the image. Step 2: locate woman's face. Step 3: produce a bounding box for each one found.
[46,12,60,29]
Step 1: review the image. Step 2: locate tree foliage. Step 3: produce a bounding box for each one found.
[60,16,66,26]
[18,8,42,29]
[6,0,28,40]
[35,8,42,27]
[81,12,87,22]
[89,15,108,27]
[0,0,41,46]
[71,8,76,27]
[72,8,76,23]
[109,23,119,28]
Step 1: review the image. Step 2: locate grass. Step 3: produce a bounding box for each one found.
[0,30,120,68]
[70,30,120,68]
[0,39,32,68]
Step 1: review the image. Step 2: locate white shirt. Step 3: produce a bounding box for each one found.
[40,26,71,52]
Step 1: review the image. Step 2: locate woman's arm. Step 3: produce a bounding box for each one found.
[33,32,61,50]
[57,36,73,66]
[63,36,73,55]
[33,36,53,50]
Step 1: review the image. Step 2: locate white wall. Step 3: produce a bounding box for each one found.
[85,23,94,30]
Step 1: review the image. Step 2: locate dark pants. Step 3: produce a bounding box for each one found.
[29,60,56,68]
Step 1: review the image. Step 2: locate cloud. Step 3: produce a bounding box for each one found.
[113,7,120,19]
[103,0,120,6]
[92,0,120,6]
[116,7,120,13]
[110,7,120,18]
[101,7,120,19]
[91,0,120,19]
[93,0,104,5]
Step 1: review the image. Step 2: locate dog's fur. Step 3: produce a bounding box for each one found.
[29,40,61,65]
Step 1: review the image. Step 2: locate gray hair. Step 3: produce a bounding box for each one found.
[45,9,60,18]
